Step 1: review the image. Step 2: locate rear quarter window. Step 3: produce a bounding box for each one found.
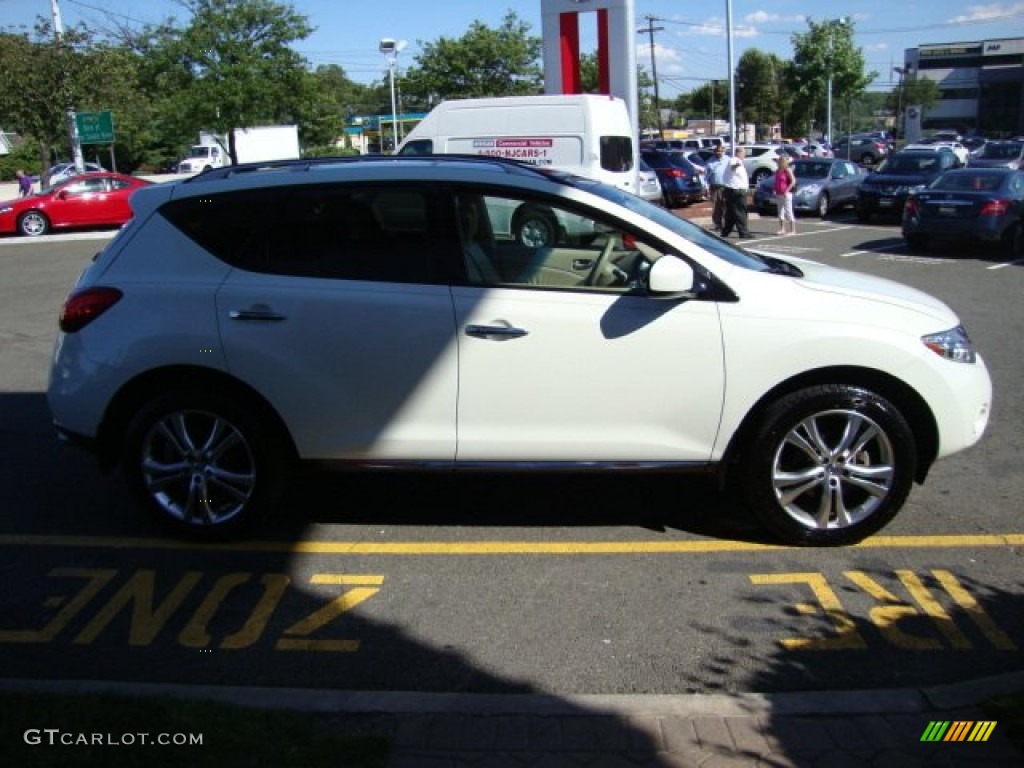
[160,185,448,284]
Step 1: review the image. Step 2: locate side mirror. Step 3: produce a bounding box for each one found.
[648,255,699,299]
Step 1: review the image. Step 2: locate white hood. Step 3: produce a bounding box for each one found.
[758,252,956,322]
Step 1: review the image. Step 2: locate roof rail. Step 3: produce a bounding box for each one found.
[182,153,556,183]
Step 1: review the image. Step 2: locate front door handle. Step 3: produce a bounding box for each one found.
[229,307,286,322]
[465,324,529,340]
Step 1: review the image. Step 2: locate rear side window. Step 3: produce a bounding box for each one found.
[600,136,634,172]
[397,139,433,156]
[160,185,446,284]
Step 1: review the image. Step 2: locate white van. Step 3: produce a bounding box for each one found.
[396,94,636,246]
[396,94,635,191]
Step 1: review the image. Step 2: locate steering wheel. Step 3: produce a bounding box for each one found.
[584,234,618,286]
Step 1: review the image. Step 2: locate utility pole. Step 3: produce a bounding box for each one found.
[50,0,84,172]
[638,15,664,138]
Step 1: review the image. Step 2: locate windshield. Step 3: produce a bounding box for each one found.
[793,161,830,179]
[980,142,1022,159]
[879,154,940,174]
[187,146,215,158]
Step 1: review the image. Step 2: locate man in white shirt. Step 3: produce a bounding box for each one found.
[720,147,755,239]
[706,147,728,231]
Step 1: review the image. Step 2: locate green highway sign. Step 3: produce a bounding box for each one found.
[75,111,114,144]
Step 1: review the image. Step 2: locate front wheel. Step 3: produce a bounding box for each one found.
[751,168,771,186]
[122,391,287,540]
[18,210,50,236]
[740,384,917,546]
[816,193,830,218]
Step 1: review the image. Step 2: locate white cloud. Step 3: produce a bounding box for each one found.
[948,2,1024,22]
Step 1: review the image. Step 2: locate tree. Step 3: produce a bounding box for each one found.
[0,21,146,180]
[735,50,789,139]
[788,18,876,140]
[401,11,543,105]
[133,0,315,163]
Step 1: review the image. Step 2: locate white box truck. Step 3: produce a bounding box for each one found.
[396,94,636,193]
[176,125,300,173]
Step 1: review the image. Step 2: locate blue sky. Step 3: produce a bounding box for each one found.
[4,0,1023,95]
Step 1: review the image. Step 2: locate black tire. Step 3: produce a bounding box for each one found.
[751,168,771,186]
[122,391,287,540]
[740,384,917,546]
[905,233,929,252]
[1000,221,1022,257]
[512,206,558,248]
[816,193,830,218]
[17,210,50,236]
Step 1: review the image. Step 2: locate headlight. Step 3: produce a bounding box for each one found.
[922,326,977,363]
[796,183,822,196]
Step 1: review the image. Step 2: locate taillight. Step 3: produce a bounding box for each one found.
[666,168,686,178]
[904,197,920,216]
[979,199,1010,216]
[59,286,123,332]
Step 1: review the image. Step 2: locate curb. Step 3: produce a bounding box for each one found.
[3,672,1022,717]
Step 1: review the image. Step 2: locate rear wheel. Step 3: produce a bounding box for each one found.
[905,233,929,251]
[17,210,50,236]
[1001,221,1022,257]
[512,205,558,248]
[740,384,917,546]
[123,391,287,540]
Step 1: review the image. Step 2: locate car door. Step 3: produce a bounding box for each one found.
[211,184,460,461]
[451,189,726,463]
[50,177,111,227]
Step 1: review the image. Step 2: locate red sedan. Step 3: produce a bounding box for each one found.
[0,172,153,237]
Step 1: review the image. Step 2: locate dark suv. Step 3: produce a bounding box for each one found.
[640,149,707,207]
[856,148,961,222]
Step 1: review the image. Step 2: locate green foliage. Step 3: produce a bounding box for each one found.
[401,10,542,106]
[788,18,877,137]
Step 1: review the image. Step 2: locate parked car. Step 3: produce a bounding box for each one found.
[967,140,1024,169]
[636,157,663,204]
[640,149,707,207]
[905,139,970,165]
[856,148,961,222]
[37,162,106,187]
[832,135,889,166]
[902,167,1024,255]
[0,172,153,237]
[753,158,868,218]
[737,144,784,186]
[46,154,991,547]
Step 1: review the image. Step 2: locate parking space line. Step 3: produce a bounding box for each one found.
[987,257,1024,270]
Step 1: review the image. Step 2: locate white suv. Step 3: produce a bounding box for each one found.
[47,155,992,546]
[738,144,784,186]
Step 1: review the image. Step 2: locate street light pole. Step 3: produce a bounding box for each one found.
[894,66,908,140]
[825,17,848,146]
[379,38,406,152]
[50,0,84,173]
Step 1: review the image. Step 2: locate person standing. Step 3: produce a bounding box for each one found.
[16,169,33,198]
[774,154,797,235]
[720,147,754,239]
[707,146,728,231]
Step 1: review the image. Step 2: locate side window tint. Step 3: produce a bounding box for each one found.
[600,136,634,172]
[161,186,441,284]
[398,139,433,156]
